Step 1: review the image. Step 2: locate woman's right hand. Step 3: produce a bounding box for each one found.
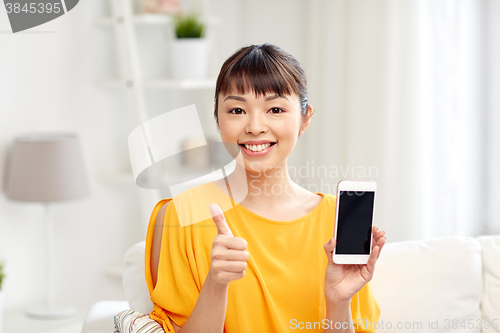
[208,203,249,286]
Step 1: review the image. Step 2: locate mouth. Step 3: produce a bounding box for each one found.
[239,142,276,152]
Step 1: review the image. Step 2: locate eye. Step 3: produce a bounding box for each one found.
[229,108,245,114]
[269,107,284,114]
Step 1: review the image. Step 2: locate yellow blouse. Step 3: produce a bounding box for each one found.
[145,181,380,332]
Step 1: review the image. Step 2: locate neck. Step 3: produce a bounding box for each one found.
[224,158,304,206]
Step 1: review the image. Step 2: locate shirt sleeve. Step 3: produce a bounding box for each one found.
[145,198,202,332]
[350,282,381,333]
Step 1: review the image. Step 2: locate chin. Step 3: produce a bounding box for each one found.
[242,159,284,175]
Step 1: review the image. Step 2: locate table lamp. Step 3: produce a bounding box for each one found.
[5,132,89,319]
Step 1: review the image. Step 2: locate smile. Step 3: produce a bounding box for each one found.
[239,142,276,156]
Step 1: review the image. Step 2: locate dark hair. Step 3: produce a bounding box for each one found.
[214,43,310,126]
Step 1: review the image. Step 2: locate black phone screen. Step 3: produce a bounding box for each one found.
[336,190,375,255]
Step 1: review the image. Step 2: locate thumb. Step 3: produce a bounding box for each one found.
[323,237,336,265]
[209,203,234,237]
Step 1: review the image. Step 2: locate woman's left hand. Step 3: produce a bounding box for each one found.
[323,226,386,305]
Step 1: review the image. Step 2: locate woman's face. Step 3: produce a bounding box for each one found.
[217,89,309,174]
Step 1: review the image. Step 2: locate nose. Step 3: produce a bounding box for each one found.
[245,112,268,135]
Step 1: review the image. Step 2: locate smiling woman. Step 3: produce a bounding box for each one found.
[145,43,385,333]
[213,44,314,177]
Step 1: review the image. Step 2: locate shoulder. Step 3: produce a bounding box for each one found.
[165,181,233,227]
[305,191,336,217]
[149,198,172,226]
[290,185,336,218]
[295,184,336,207]
[319,192,336,203]
[319,192,337,211]
[301,192,323,213]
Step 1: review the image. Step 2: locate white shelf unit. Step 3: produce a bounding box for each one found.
[94,11,219,91]
[97,0,218,120]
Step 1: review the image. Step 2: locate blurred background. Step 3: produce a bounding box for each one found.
[0,0,499,326]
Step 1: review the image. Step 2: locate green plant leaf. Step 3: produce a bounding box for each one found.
[0,260,4,290]
[174,14,205,38]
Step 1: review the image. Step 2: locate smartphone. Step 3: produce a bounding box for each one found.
[333,180,377,264]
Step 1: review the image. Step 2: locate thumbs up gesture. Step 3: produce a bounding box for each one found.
[208,203,249,286]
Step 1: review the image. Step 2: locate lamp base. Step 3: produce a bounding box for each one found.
[26,304,77,319]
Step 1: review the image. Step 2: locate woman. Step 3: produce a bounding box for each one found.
[145,43,386,333]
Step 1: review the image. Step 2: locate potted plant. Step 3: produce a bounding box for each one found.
[170,13,209,80]
[0,260,5,332]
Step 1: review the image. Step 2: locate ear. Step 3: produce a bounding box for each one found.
[298,104,314,137]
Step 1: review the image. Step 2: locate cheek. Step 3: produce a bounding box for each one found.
[218,118,237,141]
[276,118,301,141]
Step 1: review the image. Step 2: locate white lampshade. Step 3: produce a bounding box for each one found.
[6,132,89,203]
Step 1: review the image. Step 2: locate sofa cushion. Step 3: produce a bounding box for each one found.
[114,310,164,333]
[370,236,482,333]
[123,241,154,314]
[477,236,500,333]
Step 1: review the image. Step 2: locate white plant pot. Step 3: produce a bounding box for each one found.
[170,38,209,80]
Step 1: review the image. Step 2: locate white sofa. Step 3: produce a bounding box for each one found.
[82,235,500,333]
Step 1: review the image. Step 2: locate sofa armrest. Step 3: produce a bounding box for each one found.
[82,300,131,333]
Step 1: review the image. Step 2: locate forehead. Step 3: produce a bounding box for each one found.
[218,68,299,96]
[219,89,300,106]
[219,77,298,97]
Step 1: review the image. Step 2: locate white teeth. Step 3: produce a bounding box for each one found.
[244,143,271,152]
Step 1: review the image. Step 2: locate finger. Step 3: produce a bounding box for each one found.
[219,261,247,273]
[372,231,386,248]
[373,227,385,241]
[211,247,249,261]
[225,249,250,261]
[209,203,234,237]
[365,245,379,275]
[220,237,248,251]
[374,230,385,243]
[375,236,386,259]
[323,237,336,265]
[371,231,385,250]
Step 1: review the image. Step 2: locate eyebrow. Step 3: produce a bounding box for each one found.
[223,94,290,102]
[266,94,289,102]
